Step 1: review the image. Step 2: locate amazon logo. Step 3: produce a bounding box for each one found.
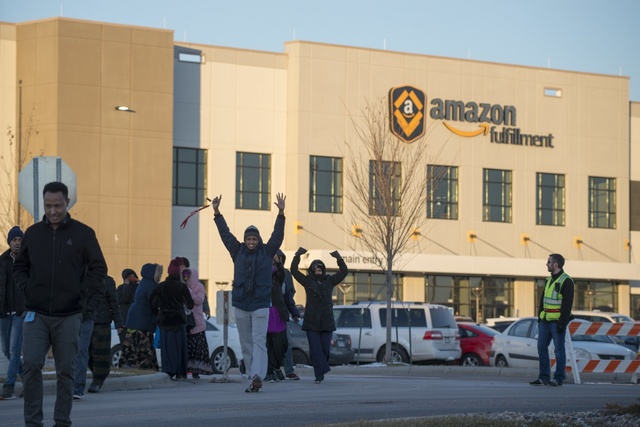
[430,99,516,139]
[388,85,426,143]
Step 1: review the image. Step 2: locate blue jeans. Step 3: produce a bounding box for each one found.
[73,320,95,396]
[537,321,566,383]
[5,314,24,386]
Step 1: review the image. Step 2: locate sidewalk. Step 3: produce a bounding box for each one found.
[4,363,635,396]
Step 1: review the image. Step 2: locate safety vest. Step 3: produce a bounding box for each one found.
[539,272,569,321]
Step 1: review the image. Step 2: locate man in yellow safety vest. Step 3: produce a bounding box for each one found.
[530,253,574,387]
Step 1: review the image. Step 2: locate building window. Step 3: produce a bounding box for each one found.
[369,161,401,216]
[173,147,207,206]
[483,168,512,223]
[309,156,343,213]
[427,165,458,220]
[589,176,616,229]
[336,272,403,305]
[536,173,565,226]
[236,152,271,210]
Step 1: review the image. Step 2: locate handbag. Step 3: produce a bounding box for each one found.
[184,305,196,330]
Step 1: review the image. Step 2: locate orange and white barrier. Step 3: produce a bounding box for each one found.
[568,321,640,337]
[562,321,640,384]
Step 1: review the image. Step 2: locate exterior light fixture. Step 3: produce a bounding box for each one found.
[115,106,136,113]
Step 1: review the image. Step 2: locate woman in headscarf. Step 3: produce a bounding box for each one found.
[119,263,163,371]
[150,257,194,380]
[183,268,213,378]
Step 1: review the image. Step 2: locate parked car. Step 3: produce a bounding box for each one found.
[490,317,637,369]
[110,316,243,374]
[288,321,354,366]
[457,322,500,366]
[572,310,639,352]
[333,301,460,364]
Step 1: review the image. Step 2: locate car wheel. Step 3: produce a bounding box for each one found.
[460,353,483,367]
[210,348,236,374]
[292,348,310,365]
[495,355,509,368]
[110,344,122,368]
[376,345,409,364]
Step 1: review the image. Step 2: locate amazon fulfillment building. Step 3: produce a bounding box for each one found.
[2,17,640,320]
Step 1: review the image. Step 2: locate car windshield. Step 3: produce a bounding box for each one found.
[612,315,634,322]
[572,334,614,343]
[472,324,501,336]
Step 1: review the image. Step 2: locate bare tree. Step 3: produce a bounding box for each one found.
[0,108,40,245]
[342,97,445,364]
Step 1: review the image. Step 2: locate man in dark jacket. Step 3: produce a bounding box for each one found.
[116,268,139,339]
[88,276,124,393]
[211,193,286,393]
[13,181,107,427]
[0,226,25,400]
[530,253,574,388]
[291,248,348,383]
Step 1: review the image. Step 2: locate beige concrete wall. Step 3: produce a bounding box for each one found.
[16,18,175,279]
[283,41,631,265]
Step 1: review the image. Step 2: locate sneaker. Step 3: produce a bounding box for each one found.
[314,374,324,383]
[251,375,263,389]
[73,394,83,400]
[87,383,102,393]
[275,369,285,382]
[265,373,276,383]
[546,380,562,387]
[286,373,300,380]
[529,378,546,386]
[1,385,16,400]
[245,385,260,393]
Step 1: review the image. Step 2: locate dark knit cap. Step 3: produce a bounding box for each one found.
[244,225,260,240]
[167,257,184,276]
[121,268,138,280]
[7,226,23,245]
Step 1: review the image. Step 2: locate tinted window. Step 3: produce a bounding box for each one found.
[510,319,533,338]
[379,308,427,327]
[429,307,456,328]
[334,308,372,328]
[458,326,477,338]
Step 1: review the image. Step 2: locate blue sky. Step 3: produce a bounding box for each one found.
[2,0,639,100]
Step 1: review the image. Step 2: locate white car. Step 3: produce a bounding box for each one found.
[333,301,460,364]
[490,317,637,368]
[110,316,242,374]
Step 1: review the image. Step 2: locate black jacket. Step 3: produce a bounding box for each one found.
[13,214,107,317]
[95,276,124,327]
[150,275,194,328]
[291,255,348,332]
[0,249,24,316]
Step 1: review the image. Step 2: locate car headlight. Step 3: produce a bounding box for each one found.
[573,348,592,360]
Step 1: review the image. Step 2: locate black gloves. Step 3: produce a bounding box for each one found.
[330,250,342,260]
[295,247,307,257]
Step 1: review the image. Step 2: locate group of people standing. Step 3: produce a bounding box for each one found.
[0,182,352,425]
[210,193,349,392]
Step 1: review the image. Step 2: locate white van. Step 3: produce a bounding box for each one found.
[333,301,460,364]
